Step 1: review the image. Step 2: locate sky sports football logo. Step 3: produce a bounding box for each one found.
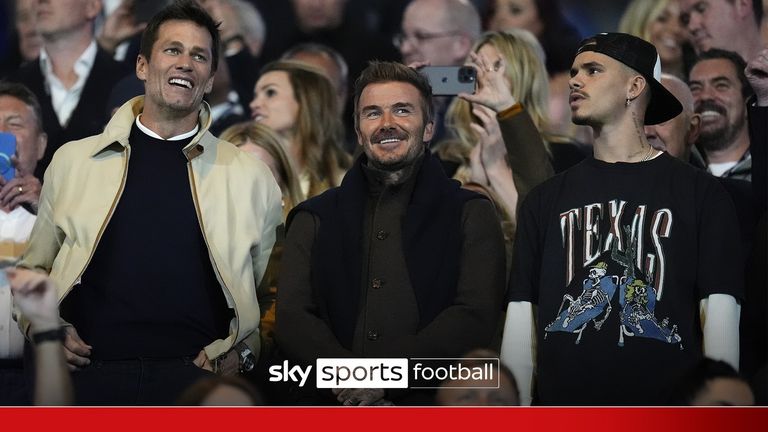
[268,358,500,389]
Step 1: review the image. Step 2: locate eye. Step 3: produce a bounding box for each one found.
[164,47,180,55]
[363,110,381,119]
[265,88,277,98]
[394,107,412,116]
[509,6,523,15]
[588,67,600,75]
[715,82,730,91]
[694,2,707,13]
[192,53,207,62]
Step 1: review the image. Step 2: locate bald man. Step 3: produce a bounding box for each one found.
[644,74,702,161]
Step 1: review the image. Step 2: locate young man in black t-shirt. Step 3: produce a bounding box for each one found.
[501,33,744,405]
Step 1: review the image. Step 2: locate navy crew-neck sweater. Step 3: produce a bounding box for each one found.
[60,123,232,360]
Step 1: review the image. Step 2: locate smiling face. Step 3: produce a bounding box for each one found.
[356,81,434,170]
[679,0,740,54]
[136,20,215,122]
[249,71,300,138]
[688,57,747,152]
[648,1,685,66]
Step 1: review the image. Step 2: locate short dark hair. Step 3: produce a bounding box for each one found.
[690,48,754,100]
[353,61,434,131]
[139,0,221,72]
[0,81,44,132]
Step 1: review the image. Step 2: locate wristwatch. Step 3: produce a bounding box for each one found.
[236,344,256,373]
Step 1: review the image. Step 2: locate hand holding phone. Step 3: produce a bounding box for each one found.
[420,66,477,96]
[0,132,17,182]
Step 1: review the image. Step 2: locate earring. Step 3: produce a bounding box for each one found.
[626,98,632,107]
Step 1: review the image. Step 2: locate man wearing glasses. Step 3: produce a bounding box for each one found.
[396,0,482,144]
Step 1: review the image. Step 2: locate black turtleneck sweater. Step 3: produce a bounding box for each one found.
[60,123,232,360]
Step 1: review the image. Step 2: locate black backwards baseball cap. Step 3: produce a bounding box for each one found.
[575,32,682,125]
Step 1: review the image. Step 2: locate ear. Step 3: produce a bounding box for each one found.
[686,112,701,147]
[86,0,103,20]
[733,0,753,20]
[627,75,648,101]
[422,120,435,143]
[136,55,148,82]
[36,132,47,162]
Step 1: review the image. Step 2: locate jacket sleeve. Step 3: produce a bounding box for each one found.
[15,160,65,337]
[240,177,284,359]
[498,106,554,212]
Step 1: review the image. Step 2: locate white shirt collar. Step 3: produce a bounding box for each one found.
[39,40,98,85]
[135,114,199,141]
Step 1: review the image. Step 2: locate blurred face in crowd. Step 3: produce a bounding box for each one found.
[237,140,283,186]
[250,71,300,137]
[15,0,43,61]
[648,0,686,67]
[0,96,46,178]
[356,81,434,170]
[488,0,543,37]
[435,367,520,406]
[399,1,468,66]
[679,0,740,53]
[569,52,636,127]
[35,0,101,39]
[136,20,215,121]
[644,76,700,159]
[688,58,747,152]
[291,0,347,33]
[690,377,755,406]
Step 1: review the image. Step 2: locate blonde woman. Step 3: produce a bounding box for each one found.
[619,0,688,79]
[249,61,350,198]
[445,29,582,215]
[220,122,304,218]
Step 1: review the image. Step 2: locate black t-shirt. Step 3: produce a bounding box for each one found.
[508,152,744,405]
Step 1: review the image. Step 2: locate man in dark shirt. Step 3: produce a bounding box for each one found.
[276,61,506,405]
[501,33,743,405]
[13,0,282,405]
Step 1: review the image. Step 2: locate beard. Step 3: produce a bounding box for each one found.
[698,114,746,153]
[364,128,424,171]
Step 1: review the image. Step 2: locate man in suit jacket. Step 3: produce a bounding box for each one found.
[9,0,127,178]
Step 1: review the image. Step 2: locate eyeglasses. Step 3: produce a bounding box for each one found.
[393,30,462,48]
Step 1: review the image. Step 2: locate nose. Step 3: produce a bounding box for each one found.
[399,35,416,58]
[568,73,582,91]
[249,93,260,113]
[686,13,702,34]
[644,125,658,140]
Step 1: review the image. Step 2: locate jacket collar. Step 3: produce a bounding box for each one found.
[92,96,214,160]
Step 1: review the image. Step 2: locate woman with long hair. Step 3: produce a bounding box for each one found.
[249,60,350,198]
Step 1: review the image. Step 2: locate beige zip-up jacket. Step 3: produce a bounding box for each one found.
[17,96,283,361]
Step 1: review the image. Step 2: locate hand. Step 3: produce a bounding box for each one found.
[459,51,516,113]
[193,349,214,372]
[0,172,42,213]
[332,388,387,406]
[7,268,59,332]
[746,48,768,106]
[97,0,146,53]
[469,104,508,173]
[62,325,92,370]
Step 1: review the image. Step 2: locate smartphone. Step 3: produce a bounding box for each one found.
[0,132,16,182]
[420,66,477,96]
